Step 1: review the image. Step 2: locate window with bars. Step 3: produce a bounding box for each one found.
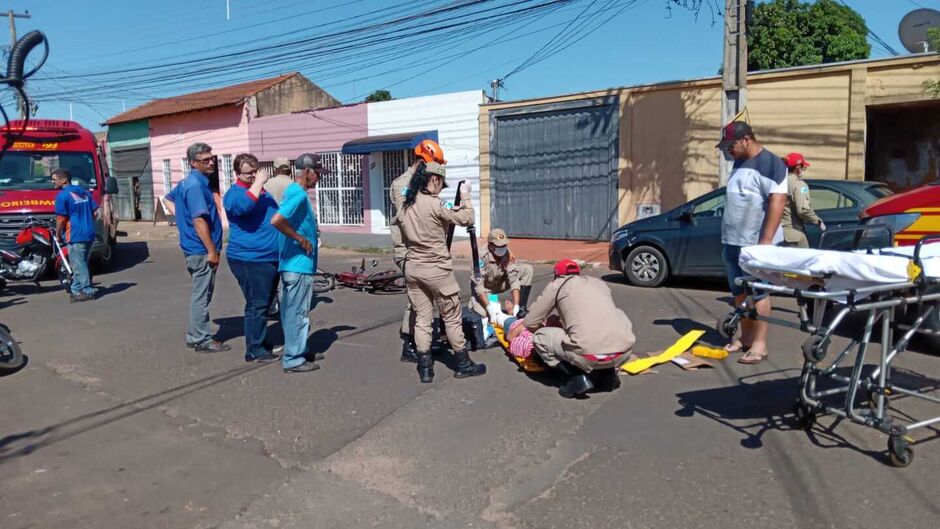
[220,154,234,194]
[382,150,416,226]
[315,152,364,225]
[180,158,188,181]
[161,159,172,194]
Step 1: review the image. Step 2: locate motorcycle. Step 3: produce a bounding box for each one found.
[0,217,73,294]
[0,323,24,372]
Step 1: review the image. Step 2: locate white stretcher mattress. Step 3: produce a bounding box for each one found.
[739,243,940,293]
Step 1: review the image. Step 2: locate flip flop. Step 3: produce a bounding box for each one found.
[724,341,749,354]
[737,350,767,365]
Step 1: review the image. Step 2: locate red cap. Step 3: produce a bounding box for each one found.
[784,152,810,168]
[553,259,581,277]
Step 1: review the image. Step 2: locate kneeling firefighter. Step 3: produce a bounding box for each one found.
[397,161,485,383]
[390,139,447,363]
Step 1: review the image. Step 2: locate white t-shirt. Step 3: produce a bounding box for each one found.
[721,148,788,247]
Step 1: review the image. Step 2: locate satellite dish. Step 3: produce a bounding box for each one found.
[899,8,940,53]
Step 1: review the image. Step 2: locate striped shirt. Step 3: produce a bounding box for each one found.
[508,320,534,359]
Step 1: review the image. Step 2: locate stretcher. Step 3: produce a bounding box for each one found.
[718,233,940,467]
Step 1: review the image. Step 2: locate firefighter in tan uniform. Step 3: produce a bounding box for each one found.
[510,259,635,398]
[397,161,486,383]
[390,140,448,363]
[470,229,534,321]
[781,152,825,248]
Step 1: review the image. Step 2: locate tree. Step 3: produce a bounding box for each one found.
[923,28,940,98]
[747,0,870,71]
[365,90,393,103]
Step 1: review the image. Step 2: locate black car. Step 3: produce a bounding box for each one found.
[609,180,893,287]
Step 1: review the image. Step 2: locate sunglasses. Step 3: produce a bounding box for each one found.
[195,156,215,164]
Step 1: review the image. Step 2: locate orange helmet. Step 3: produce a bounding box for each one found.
[414,139,446,165]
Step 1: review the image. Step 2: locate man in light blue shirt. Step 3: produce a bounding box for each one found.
[271,153,323,373]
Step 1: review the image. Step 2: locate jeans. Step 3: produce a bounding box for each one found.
[68,241,95,296]
[185,254,217,345]
[280,271,313,369]
[228,259,279,360]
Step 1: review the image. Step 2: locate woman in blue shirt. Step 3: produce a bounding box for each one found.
[223,153,281,362]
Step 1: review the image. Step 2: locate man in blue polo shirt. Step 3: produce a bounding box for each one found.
[223,153,281,363]
[271,153,323,374]
[167,142,228,353]
[53,168,99,302]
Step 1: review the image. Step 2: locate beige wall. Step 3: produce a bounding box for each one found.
[254,75,340,118]
[479,55,940,237]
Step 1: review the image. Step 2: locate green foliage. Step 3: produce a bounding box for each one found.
[747,0,871,71]
[923,28,940,98]
[365,90,393,103]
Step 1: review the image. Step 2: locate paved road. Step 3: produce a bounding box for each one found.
[1,239,938,529]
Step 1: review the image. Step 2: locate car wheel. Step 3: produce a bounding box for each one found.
[92,235,117,273]
[623,245,669,287]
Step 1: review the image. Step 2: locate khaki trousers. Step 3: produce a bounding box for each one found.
[405,264,466,353]
[469,263,534,317]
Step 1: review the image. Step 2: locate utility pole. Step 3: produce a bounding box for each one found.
[719,0,748,185]
[489,79,504,102]
[7,9,31,119]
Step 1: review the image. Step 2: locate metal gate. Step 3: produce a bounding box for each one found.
[489,97,619,240]
[316,152,365,225]
[111,145,153,221]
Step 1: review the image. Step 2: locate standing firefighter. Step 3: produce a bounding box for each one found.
[470,228,534,322]
[390,139,447,363]
[397,162,485,383]
[781,152,825,248]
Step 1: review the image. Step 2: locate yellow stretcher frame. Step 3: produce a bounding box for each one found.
[493,325,547,373]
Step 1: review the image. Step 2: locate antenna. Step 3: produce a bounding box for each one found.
[899,8,940,54]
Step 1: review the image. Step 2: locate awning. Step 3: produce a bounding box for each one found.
[341,130,439,155]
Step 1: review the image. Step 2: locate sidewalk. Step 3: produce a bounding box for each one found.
[119,222,611,267]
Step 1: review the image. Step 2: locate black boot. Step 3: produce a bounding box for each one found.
[558,362,593,398]
[416,352,434,383]
[400,334,418,363]
[590,368,621,391]
[453,348,486,379]
[517,285,532,318]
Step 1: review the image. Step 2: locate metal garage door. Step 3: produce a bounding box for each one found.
[111,145,153,221]
[490,97,619,240]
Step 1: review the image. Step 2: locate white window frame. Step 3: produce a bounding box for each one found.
[180,158,188,182]
[161,159,172,194]
[382,150,415,226]
[315,152,364,226]
[220,154,233,194]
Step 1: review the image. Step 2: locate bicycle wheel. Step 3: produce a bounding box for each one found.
[0,324,24,371]
[312,271,336,294]
[367,270,406,294]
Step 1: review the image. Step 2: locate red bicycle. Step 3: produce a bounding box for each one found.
[319,258,405,294]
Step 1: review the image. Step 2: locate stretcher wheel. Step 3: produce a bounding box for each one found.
[717,316,737,340]
[793,401,816,431]
[888,435,914,468]
[801,335,828,363]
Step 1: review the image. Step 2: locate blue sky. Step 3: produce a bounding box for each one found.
[2,0,934,131]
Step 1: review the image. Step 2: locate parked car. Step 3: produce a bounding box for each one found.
[860,180,940,246]
[609,179,893,287]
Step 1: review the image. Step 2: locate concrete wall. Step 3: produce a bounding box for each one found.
[149,105,249,197]
[254,75,341,118]
[367,90,486,234]
[480,55,940,237]
[247,104,368,161]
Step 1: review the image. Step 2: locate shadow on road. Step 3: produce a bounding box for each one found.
[675,367,940,465]
[0,361,276,463]
[652,317,726,346]
[108,240,151,274]
[307,325,356,360]
[94,282,137,299]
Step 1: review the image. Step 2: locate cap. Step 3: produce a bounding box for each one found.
[275,164,291,175]
[425,161,446,177]
[487,228,509,247]
[716,121,753,147]
[294,153,330,173]
[553,258,581,277]
[784,152,810,168]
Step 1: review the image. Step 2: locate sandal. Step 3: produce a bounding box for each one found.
[737,350,768,365]
[724,341,749,354]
